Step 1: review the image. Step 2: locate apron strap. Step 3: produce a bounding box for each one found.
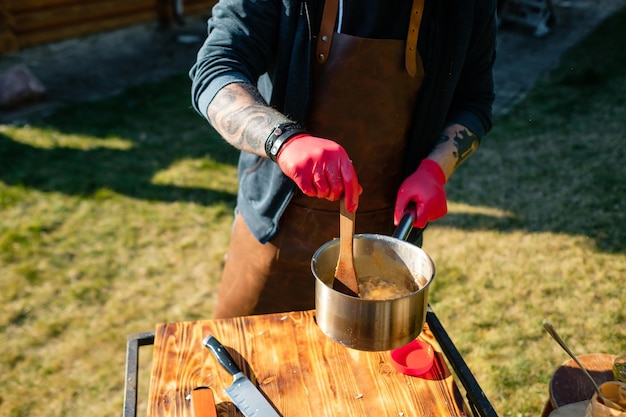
[316,0,338,63]
[405,0,425,76]
[317,0,425,76]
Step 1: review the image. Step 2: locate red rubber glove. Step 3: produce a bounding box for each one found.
[276,134,362,212]
[394,158,447,228]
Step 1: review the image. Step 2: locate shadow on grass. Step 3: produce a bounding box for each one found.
[439,100,626,254]
[0,74,239,207]
[0,132,236,205]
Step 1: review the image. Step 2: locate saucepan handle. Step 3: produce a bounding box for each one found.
[392,204,424,241]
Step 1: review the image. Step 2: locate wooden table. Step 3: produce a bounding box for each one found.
[144,310,470,417]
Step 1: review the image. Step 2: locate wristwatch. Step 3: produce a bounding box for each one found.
[265,122,306,162]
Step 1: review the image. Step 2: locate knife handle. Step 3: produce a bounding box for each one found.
[203,335,242,377]
[191,386,218,417]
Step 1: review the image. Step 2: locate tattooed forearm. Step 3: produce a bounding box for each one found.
[207,83,291,155]
[428,124,480,179]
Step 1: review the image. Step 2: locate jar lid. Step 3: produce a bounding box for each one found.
[390,339,434,376]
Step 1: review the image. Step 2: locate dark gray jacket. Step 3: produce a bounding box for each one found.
[190,0,497,243]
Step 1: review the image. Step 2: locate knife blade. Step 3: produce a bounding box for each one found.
[203,335,281,417]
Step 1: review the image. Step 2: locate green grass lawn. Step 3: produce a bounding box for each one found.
[1,6,625,417]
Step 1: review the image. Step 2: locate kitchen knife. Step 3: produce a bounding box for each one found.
[203,335,281,417]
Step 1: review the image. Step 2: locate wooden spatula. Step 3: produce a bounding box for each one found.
[333,197,360,297]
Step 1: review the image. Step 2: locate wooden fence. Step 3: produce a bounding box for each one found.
[0,0,216,54]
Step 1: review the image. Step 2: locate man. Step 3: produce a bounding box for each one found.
[190,0,496,318]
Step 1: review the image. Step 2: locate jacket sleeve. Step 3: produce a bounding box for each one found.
[189,0,282,121]
[446,0,497,140]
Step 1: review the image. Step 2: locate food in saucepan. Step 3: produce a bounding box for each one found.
[358,274,420,300]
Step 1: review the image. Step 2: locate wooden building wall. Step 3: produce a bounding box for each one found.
[0,0,216,55]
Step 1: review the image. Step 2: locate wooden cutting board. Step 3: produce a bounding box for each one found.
[147,310,468,417]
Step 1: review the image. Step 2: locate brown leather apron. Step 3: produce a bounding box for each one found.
[212,0,425,319]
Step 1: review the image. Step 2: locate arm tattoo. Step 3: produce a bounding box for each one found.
[208,83,290,154]
[452,129,479,168]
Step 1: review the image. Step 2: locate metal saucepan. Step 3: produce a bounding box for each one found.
[311,211,435,351]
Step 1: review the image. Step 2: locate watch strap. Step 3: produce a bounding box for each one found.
[265,122,306,162]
